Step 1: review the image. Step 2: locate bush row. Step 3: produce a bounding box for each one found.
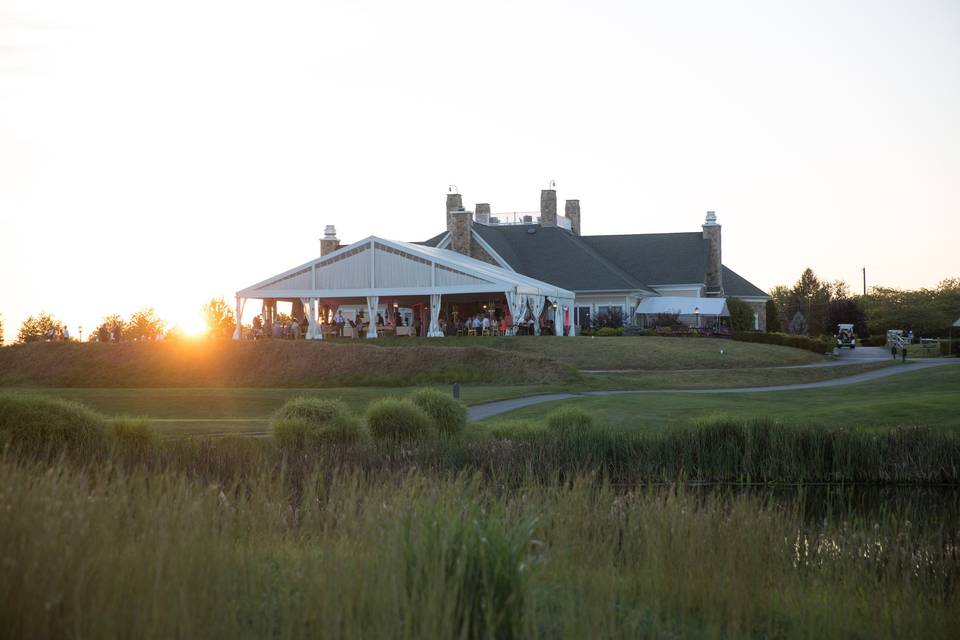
[0,393,158,461]
[732,331,834,354]
[271,389,468,449]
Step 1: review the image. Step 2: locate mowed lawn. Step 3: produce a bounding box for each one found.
[484,365,960,432]
[365,335,827,369]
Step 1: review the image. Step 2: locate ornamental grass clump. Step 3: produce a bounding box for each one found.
[108,417,159,459]
[271,397,365,449]
[409,388,467,437]
[0,393,107,459]
[366,398,434,441]
[545,406,594,435]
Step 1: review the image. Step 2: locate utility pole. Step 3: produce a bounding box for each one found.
[862,267,866,296]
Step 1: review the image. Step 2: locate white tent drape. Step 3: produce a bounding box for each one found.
[232,296,247,340]
[366,296,379,338]
[505,291,527,336]
[554,299,563,336]
[529,295,546,336]
[301,297,322,340]
[427,294,443,337]
[562,298,576,336]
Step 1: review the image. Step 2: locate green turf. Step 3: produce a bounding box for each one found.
[483,365,960,432]
[333,335,827,369]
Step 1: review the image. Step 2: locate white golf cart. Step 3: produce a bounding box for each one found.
[836,323,856,349]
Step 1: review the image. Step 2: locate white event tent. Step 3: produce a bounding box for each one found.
[235,237,577,339]
[635,296,730,328]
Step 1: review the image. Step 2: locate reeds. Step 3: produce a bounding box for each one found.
[1,459,957,639]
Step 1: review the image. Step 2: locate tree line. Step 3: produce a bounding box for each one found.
[10,298,237,344]
[767,268,959,338]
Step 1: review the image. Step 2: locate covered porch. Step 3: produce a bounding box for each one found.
[235,237,577,339]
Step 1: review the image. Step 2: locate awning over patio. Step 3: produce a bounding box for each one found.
[235,236,577,338]
[635,296,730,317]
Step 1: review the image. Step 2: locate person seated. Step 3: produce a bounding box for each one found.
[377,313,384,326]
[482,315,491,334]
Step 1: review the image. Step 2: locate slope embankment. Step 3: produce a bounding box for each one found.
[0,341,577,388]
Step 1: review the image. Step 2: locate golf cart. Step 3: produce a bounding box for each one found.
[836,323,856,349]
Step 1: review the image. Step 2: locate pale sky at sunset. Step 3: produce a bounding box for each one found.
[1,0,958,342]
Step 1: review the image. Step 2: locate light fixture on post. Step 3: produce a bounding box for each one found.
[694,306,700,329]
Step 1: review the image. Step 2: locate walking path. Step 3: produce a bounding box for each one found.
[469,358,958,421]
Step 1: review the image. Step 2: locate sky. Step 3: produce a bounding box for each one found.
[1,0,958,342]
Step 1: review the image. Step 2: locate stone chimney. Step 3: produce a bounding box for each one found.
[446,192,463,230]
[450,208,472,256]
[320,225,340,256]
[702,211,723,296]
[565,199,581,235]
[475,202,491,225]
[540,189,557,226]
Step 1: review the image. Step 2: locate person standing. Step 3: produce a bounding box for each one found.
[291,318,301,340]
[62,326,70,341]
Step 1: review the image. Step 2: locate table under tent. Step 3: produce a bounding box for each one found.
[234,237,577,339]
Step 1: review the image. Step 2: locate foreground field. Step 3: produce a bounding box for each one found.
[2,459,957,639]
[2,385,959,639]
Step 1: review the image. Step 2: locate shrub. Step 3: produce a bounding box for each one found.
[271,398,364,448]
[732,331,833,355]
[409,389,467,436]
[109,417,159,457]
[366,398,434,441]
[545,406,594,434]
[0,393,107,458]
[593,327,623,337]
[726,298,755,332]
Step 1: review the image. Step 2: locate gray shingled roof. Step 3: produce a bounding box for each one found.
[472,224,646,292]
[416,224,767,298]
[722,265,768,297]
[579,232,709,286]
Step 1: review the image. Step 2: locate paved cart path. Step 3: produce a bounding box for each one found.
[469,358,959,421]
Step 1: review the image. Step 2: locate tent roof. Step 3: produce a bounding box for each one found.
[635,296,730,316]
[237,236,575,300]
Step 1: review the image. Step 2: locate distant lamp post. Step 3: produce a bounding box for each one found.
[78,326,83,342]
[694,307,700,329]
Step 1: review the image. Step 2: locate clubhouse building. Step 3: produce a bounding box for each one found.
[235,187,769,338]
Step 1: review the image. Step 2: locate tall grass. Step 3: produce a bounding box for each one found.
[0,459,957,639]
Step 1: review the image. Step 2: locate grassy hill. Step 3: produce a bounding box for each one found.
[0,337,824,388]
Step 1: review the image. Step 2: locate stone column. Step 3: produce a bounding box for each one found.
[702,211,723,296]
[446,192,463,230]
[565,199,581,235]
[320,225,340,256]
[450,209,472,256]
[475,202,491,225]
[540,189,557,226]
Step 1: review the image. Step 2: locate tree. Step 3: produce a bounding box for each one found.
[827,298,868,336]
[0,314,4,345]
[726,298,755,332]
[126,308,166,341]
[17,312,62,343]
[770,268,835,336]
[202,297,236,338]
[765,300,782,333]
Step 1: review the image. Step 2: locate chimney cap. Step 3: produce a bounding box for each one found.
[323,224,338,240]
[704,211,718,226]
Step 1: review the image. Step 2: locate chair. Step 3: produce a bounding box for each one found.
[467,328,477,336]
